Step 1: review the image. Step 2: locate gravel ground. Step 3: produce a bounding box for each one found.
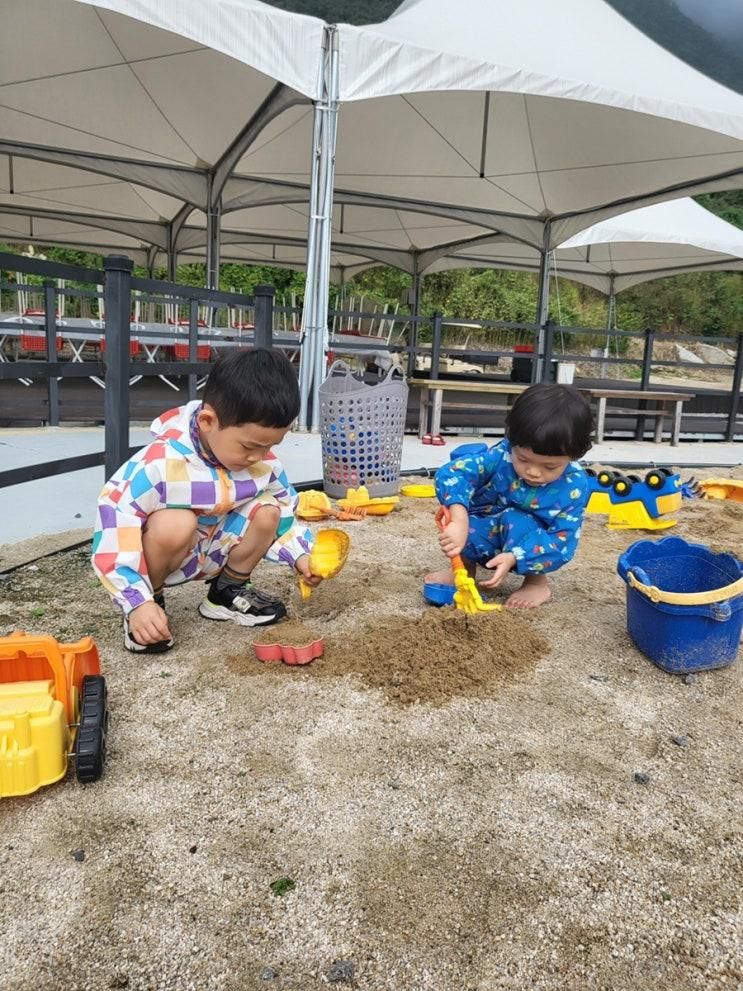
[0,466,741,991]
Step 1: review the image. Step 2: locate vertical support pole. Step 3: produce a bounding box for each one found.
[532,222,552,383]
[543,320,555,382]
[297,48,327,431]
[43,282,59,427]
[103,256,133,479]
[254,285,274,350]
[726,332,743,441]
[635,326,655,440]
[206,174,222,291]
[188,297,199,402]
[407,263,421,378]
[310,26,340,432]
[166,224,177,282]
[430,312,443,380]
[602,277,615,380]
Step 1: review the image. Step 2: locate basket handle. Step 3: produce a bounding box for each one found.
[627,570,743,606]
[381,363,406,383]
[325,359,358,378]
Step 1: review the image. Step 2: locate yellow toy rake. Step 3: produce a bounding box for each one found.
[435,506,501,614]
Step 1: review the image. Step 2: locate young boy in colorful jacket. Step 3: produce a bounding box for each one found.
[92,348,320,653]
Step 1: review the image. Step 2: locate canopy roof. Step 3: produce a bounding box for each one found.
[425,198,743,293]
[4,0,743,271]
[331,0,743,245]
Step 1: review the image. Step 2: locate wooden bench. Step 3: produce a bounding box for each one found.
[586,388,695,447]
[411,378,529,438]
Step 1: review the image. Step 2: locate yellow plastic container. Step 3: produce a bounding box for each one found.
[299,529,351,600]
[401,483,436,498]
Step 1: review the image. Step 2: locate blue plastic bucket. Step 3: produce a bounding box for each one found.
[617,536,743,674]
[423,582,456,607]
[450,443,488,461]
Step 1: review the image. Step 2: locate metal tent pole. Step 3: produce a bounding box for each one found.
[602,275,616,379]
[206,176,222,291]
[532,221,552,383]
[311,27,340,431]
[297,43,328,431]
[408,259,421,377]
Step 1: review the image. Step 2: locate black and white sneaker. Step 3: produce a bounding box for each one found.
[198,580,286,627]
[123,591,175,654]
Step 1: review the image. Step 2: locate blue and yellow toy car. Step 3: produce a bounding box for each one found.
[585,467,682,530]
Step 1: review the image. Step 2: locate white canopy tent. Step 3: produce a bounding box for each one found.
[5,0,743,425]
[425,198,743,292]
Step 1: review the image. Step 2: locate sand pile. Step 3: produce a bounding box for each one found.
[231,607,548,707]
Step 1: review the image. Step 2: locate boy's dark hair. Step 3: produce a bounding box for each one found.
[506,384,593,459]
[202,348,300,428]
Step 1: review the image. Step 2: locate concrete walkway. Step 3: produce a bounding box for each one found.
[0,426,739,545]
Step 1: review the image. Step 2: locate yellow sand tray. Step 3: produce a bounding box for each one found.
[338,485,399,516]
[695,478,743,503]
[401,483,436,498]
[299,528,351,600]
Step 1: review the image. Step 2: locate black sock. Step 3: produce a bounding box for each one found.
[214,566,251,591]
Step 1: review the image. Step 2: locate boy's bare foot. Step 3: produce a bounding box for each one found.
[425,568,455,586]
[506,573,551,609]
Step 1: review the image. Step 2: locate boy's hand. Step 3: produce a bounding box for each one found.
[129,600,172,645]
[295,554,323,588]
[438,505,470,558]
[480,552,517,589]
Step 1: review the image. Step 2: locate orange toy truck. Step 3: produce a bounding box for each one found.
[0,632,108,798]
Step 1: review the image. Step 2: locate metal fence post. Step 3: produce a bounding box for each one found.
[253,284,274,349]
[43,281,59,426]
[726,332,743,442]
[188,297,199,401]
[543,320,555,383]
[103,255,133,479]
[636,326,655,440]
[430,312,443,379]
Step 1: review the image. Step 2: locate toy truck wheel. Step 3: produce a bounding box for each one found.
[75,675,108,784]
[660,467,674,477]
[645,470,665,489]
[597,470,615,487]
[612,474,633,497]
[584,468,596,477]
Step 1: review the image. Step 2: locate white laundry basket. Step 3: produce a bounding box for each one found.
[319,361,408,498]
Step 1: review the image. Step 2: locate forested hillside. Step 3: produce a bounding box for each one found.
[2,0,742,336]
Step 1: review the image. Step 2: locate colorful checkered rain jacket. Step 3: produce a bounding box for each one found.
[92,401,312,614]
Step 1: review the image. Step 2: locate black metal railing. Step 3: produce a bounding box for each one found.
[0,252,274,485]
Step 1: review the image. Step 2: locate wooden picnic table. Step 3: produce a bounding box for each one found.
[411,378,529,438]
[586,388,695,446]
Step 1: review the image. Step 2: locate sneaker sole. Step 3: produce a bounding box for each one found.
[198,600,279,627]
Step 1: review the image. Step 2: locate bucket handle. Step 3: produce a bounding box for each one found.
[627,570,743,606]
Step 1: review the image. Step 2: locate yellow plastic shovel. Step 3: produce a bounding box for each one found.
[435,506,501,614]
[299,528,351,600]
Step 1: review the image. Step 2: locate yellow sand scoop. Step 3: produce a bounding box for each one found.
[435,507,501,614]
[299,528,351,600]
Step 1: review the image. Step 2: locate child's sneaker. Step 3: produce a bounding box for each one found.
[123,591,175,653]
[198,580,286,627]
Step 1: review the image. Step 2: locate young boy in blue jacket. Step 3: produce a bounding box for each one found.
[431,384,593,608]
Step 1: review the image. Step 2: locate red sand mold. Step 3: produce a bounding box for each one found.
[253,638,324,666]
